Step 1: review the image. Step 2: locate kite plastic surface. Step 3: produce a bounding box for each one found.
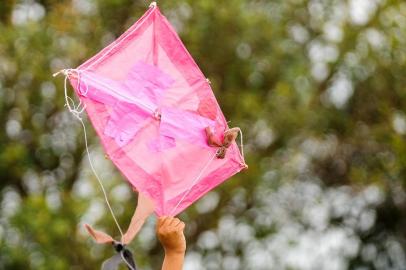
[68,4,246,216]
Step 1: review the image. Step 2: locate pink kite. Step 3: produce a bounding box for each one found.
[55,2,247,247]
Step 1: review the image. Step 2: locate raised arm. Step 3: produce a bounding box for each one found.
[156,216,186,270]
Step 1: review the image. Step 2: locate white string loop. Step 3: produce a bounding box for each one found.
[233,127,246,166]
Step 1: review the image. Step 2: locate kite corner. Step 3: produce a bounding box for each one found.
[149,1,157,8]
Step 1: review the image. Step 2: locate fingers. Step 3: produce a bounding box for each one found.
[162,216,173,227]
[171,218,181,227]
[157,216,185,232]
[156,216,186,254]
[157,216,171,230]
[177,221,185,231]
[158,216,176,227]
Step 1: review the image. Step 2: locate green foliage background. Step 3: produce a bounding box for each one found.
[0,0,405,269]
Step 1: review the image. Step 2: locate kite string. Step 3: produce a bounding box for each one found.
[54,69,125,238]
[80,116,135,270]
[169,127,246,216]
[79,114,125,238]
[169,151,217,216]
[170,127,247,216]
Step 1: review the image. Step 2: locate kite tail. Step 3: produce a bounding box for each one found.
[53,69,125,238]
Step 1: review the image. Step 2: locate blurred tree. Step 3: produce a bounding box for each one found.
[0,0,405,269]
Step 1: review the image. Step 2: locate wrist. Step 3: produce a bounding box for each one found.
[164,248,185,257]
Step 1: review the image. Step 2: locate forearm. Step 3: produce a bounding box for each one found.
[162,252,185,270]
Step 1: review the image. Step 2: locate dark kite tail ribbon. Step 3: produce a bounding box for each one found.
[101,241,137,270]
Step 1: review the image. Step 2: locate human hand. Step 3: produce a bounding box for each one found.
[156,216,186,256]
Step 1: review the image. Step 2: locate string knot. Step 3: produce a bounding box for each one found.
[53,68,86,120]
[53,68,76,77]
[206,127,240,159]
[153,108,162,121]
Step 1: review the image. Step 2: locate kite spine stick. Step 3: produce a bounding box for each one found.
[80,72,155,113]
[55,70,125,238]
